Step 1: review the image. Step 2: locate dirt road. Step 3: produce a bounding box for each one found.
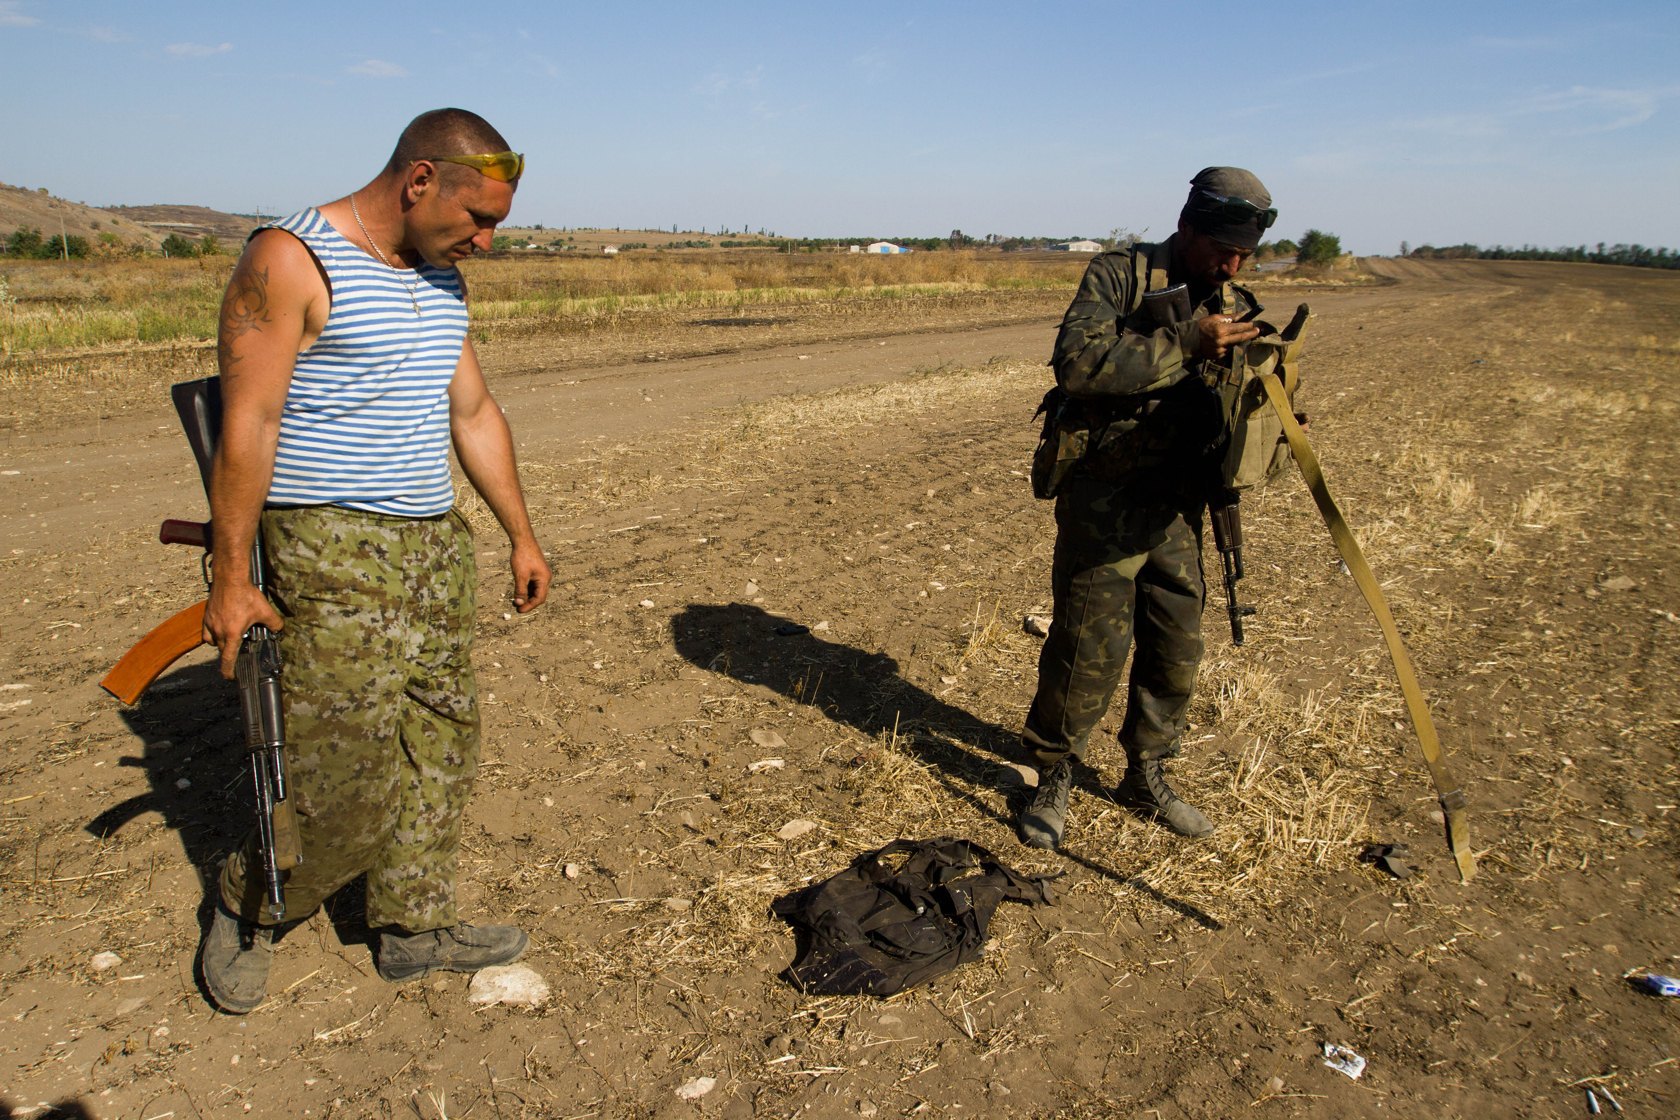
[2,260,1677,1119]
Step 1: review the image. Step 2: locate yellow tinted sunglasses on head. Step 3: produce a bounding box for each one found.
[425,151,525,183]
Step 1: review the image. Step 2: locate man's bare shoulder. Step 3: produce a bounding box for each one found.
[233,226,330,313]
[219,225,333,363]
[240,226,320,276]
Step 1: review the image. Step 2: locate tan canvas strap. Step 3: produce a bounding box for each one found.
[1279,337,1301,395]
[1148,240,1173,297]
[1258,371,1476,882]
[1125,243,1173,314]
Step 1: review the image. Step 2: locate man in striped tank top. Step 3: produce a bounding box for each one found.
[196,109,551,1013]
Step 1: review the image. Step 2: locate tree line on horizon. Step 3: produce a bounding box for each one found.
[484,229,1331,259]
[1,226,222,260]
[1403,240,1678,270]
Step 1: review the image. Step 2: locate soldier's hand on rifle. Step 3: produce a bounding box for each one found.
[1192,313,1261,361]
[204,580,284,679]
[510,539,551,614]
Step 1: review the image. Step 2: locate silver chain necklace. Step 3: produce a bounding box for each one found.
[350,191,421,315]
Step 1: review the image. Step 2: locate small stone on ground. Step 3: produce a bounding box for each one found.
[467,964,550,1008]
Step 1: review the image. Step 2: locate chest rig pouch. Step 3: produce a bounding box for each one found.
[1031,246,1177,499]
[1030,389,1094,500]
[1214,302,1310,491]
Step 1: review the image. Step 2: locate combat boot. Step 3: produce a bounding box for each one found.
[376,922,529,983]
[1117,758,1214,837]
[1018,757,1074,850]
[199,904,274,1014]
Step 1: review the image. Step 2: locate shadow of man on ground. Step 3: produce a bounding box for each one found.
[670,601,1017,790]
[0,1098,101,1119]
[669,602,1221,929]
[95,660,244,885]
[94,659,375,998]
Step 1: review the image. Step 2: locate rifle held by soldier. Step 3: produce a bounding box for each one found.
[1208,495,1257,646]
[231,543,302,921]
[101,379,302,920]
[171,377,302,922]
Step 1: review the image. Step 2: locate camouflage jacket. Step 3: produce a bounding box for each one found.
[1051,237,1258,491]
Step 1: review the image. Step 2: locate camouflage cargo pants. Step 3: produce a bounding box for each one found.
[1023,478,1206,767]
[220,506,480,933]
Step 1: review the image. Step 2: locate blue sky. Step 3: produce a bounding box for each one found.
[2,1,1676,255]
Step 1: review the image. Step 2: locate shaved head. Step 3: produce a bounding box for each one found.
[384,108,513,191]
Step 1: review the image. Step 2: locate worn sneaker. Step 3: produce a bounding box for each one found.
[1019,757,1074,850]
[376,923,529,983]
[199,905,274,1014]
[1117,759,1214,837]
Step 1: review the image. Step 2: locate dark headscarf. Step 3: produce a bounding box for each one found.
[1180,166,1274,249]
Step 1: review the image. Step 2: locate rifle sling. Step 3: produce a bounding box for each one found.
[1257,372,1476,883]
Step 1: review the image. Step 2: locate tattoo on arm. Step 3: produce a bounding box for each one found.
[218,265,271,373]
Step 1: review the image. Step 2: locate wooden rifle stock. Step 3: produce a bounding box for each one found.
[100,520,211,703]
[100,600,208,704]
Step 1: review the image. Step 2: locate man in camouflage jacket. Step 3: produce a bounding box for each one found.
[1018,167,1276,848]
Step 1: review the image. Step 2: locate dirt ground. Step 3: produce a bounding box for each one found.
[1,259,1677,1119]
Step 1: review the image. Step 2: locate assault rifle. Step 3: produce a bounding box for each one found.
[1140,283,1260,645]
[1208,495,1257,645]
[101,378,301,920]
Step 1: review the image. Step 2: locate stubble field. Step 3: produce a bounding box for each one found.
[0,255,1676,1119]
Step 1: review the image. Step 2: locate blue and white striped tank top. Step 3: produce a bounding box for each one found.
[263,207,468,517]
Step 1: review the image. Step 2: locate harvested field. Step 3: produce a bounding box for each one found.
[0,258,1676,1118]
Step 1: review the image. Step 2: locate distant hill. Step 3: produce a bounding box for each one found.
[0,181,258,254]
[1,181,160,251]
[101,205,261,247]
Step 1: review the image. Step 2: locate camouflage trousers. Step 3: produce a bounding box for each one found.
[1023,479,1206,767]
[220,505,480,933]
